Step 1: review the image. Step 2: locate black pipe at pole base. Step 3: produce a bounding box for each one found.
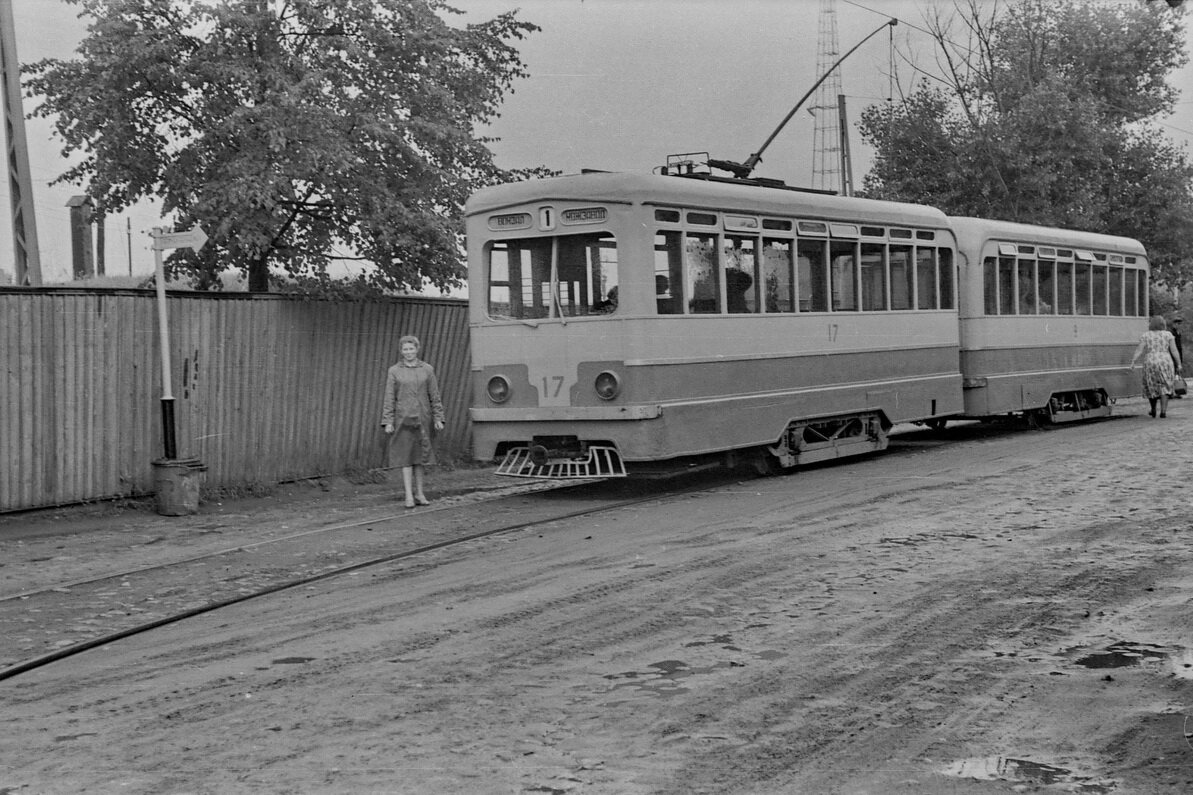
[160,397,177,460]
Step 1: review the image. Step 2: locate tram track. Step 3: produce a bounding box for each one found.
[0,475,722,683]
[0,414,1118,684]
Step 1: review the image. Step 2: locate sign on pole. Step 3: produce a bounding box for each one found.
[151,224,207,460]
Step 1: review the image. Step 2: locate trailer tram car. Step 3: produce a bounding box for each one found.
[950,217,1149,425]
[467,170,970,477]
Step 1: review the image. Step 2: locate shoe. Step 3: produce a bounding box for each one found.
[1161,413,1167,418]
[404,499,415,509]
[415,496,431,506]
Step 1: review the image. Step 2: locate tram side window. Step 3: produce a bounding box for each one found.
[1075,262,1092,314]
[724,235,759,313]
[1016,260,1037,314]
[1038,261,1055,314]
[830,240,858,311]
[860,243,887,311]
[557,233,618,316]
[654,231,684,314]
[891,245,913,310]
[1108,267,1124,316]
[907,246,929,309]
[1124,268,1139,316]
[1055,262,1074,315]
[998,257,1015,315]
[798,239,829,312]
[1092,265,1108,315]
[939,249,955,309]
[762,239,794,312]
[686,233,721,313]
[983,258,998,314]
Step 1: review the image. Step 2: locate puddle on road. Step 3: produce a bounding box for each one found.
[1070,641,1193,679]
[271,656,316,665]
[603,659,730,698]
[942,756,1114,792]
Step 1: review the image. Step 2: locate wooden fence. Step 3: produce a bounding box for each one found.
[0,288,472,512]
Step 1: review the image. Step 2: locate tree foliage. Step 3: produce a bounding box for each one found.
[858,0,1193,286]
[26,0,543,292]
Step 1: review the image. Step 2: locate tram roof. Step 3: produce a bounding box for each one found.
[466,170,951,228]
[947,216,1147,257]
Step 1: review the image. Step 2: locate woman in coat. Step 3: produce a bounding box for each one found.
[382,335,446,507]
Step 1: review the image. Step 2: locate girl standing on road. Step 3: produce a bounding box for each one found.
[1129,315,1182,419]
[382,335,445,507]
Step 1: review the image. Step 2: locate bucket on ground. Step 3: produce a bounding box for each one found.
[152,457,208,516]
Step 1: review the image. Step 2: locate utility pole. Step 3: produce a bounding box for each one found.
[0,0,41,285]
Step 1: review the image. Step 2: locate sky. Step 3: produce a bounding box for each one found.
[4,0,1193,284]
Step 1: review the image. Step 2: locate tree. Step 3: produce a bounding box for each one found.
[858,0,1193,286]
[26,0,541,293]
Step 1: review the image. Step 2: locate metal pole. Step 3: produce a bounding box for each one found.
[741,18,896,176]
[153,229,177,460]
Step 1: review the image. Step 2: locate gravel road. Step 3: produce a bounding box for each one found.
[3,397,1193,794]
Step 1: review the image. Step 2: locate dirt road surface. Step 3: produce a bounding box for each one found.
[3,397,1193,794]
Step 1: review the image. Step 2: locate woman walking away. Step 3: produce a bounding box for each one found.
[382,335,446,507]
[1130,315,1182,419]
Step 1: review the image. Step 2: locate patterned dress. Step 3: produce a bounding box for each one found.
[1138,330,1177,399]
[381,360,445,466]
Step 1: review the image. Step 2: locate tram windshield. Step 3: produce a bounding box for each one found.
[486,233,619,320]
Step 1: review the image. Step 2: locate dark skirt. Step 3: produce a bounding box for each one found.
[390,426,434,467]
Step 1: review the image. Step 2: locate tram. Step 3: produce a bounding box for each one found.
[466,167,1148,478]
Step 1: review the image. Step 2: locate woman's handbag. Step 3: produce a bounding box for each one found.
[1175,374,1188,397]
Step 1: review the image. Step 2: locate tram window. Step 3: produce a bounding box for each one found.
[1124,268,1139,317]
[486,239,552,319]
[486,234,617,320]
[762,239,794,312]
[983,258,998,314]
[1037,261,1055,314]
[1108,267,1124,316]
[654,209,680,223]
[685,233,721,313]
[687,212,717,226]
[939,249,955,309]
[891,246,914,310]
[1075,263,1092,314]
[830,240,858,311]
[798,239,828,312]
[860,243,887,311]
[654,231,683,314]
[1092,265,1109,315]
[763,218,793,231]
[1056,262,1074,315]
[557,233,618,317]
[1017,260,1037,314]
[912,248,934,309]
[724,235,759,313]
[998,257,1015,315]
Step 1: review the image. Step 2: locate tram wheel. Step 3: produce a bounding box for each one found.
[925,418,948,431]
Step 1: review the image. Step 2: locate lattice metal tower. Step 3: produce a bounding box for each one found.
[810,0,843,193]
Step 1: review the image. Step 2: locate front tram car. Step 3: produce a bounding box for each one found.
[950,217,1148,424]
[467,170,964,477]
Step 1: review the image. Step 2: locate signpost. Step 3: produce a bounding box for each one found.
[151,224,208,459]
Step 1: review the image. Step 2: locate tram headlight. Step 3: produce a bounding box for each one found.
[486,375,512,404]
[594,370,621,401]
